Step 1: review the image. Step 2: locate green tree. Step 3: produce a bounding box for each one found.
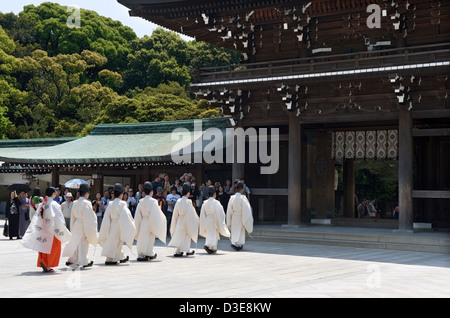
[19,2,137,71]
[0,25,23,138]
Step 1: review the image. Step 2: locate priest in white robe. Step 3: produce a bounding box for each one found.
[226,182,254,251]
[134,181,167,261]
[168,184,199,257]
[62,183,98,268]
[22,187,71,272]
[199,186,230,254]
[98,183,136,265]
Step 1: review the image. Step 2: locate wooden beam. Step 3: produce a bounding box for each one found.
[412,190,450,199]
[412,128,450,137]
[250,188,288,196]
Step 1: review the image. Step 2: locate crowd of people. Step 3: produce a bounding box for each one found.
[91,173,251,231]
[3,173,252,240]
[7,172,254,272]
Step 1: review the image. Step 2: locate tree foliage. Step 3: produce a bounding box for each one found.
[0,2,241,139]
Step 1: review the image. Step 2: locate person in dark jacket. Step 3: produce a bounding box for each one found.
[5,191,21,239]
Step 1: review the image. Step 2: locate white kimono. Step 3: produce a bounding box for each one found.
[62,197,98,266]
[134,195,167,257]
[199,197,230,250]
[168,196,199,253]
[22,197,71,254]
[98,198,136,262]
[226,193,253,245]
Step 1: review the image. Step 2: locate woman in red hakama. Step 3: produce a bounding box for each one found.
[37,237,61,272]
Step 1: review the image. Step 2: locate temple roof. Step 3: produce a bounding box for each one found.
[0,117,232,167]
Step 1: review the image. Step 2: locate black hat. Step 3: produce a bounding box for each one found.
[79,183,90,193]
[114,183,123,193]
[45,187,56,197]
[32,187,41,196]
[181,183,190,196]
[207,186,216,197]
[144,181,153,191]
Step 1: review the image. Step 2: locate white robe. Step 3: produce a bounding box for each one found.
[62,197,98,266]
[168,196,199,253]
[134,195,167,257]
[226,193,253,245]
[98,198,136,262]
[22,197,71,254]
[199,197,230,250]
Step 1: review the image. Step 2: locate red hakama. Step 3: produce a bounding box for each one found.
[37,237,61,269]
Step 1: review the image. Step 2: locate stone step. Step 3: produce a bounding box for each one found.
[248,225,450,254]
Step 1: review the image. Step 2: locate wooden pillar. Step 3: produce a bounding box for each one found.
[231,130,244,181]
[398,107,414,231]
[195,164,203,185]
[306,131,335,220]
[92,170,103,199]
[288,114,301,225]
[343,159,356,218]
[51,168,59,188]
[232,162,244,181]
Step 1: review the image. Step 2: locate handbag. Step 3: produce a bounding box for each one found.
[3,219,9,237]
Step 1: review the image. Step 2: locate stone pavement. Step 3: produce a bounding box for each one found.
[1,223,449,298]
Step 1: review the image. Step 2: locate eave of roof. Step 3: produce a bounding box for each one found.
[0,117,233,166]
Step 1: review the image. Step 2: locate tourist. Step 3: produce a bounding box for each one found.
[226,182,254,251]
[224,179,232,196]
[357,198,368,218]
[135,183,144,201]
[393,204,399,219]
[152,174,162,194]
[165,186,179,237]
[217,185,230,212]
[18,190,30,238]
[92,192,105,231]
[54,187,64,204]
[199,186,230,254]
[153,186,166,212]
[162,174,171,196]
[174,178,183,195]
[61,192,73,230]
[127,189,137,216]
[5,191,21,240]
[189,181,200,213]
[367,199,378,218]
[29,187,42,220]
[240,178,251,200]
[63,183,97,268]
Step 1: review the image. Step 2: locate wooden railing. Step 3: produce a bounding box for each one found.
[192,43,450,85]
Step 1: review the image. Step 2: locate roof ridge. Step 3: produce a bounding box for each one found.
[90,117,232,135]
[0,137,80,148]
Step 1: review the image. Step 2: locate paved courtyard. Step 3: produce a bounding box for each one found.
[0,227,449,299]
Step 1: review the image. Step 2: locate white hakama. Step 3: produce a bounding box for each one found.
[199,197,230,252]
[134,196,167,258]
[168,196,199,254]
[98,198,136,263]
[22,197,71,254]
[62,197,98,267]
[226,193,253,246]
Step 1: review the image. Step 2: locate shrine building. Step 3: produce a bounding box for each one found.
[0,0,448,232]
[115,0,450,230]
